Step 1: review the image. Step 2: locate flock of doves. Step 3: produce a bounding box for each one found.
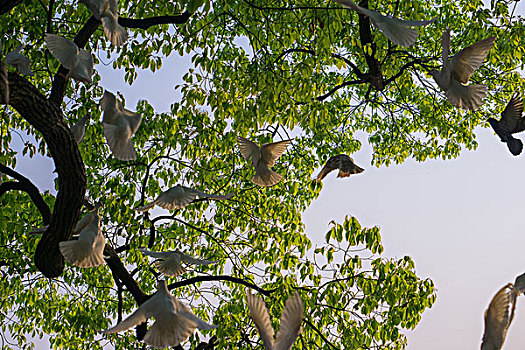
[3,0,525,348]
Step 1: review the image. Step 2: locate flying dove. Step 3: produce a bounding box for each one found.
[430,28,496,111]
[100,90,142,161]
[136,185,233,212]
[80,0,128,46]
[333,0,436,47]
[59,202,105,268]
[44,34,94,84]
[246,290,303,350]
[316,154,364,182]
[488,95,525,156]
[70,113,91,144]
[481,283,519,350]
[5,44,33,76]
[140,248,217,277]
[237,136,292,187]
[101,280,216,349]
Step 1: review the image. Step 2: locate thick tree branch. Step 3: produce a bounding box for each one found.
[3,73,86,277]
[119,12,191,30]
[0,164,52,224]
[168,275,278,296]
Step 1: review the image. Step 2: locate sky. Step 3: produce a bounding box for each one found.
[10,17,525,350]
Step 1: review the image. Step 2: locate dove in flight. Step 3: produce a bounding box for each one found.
[101,280,216,349]
[136,185,233,212]
[246,290,303,350]
[333,0,436,47]
[44,34,94,84]
[70,113,91,144]
[487,95,525,156]
[100,90,142,161]
[140,248,217,277]
[237,136,292,187]
[480,273,525,350]
[430,28,496,111]
[59,202,105,268]
[5,44,33,76]
[316,154,364,182]
[80,0,128,46]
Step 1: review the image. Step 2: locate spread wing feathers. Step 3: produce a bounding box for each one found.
[73,212,95,234]
[514,272,525,294]
[139,248,173,259]
[155,258,186,277]
[180,253,216,266]
[450,36,496,84]
[155,187,199,210]
[143,314,197,349]
[44,34,79,70]
[102,305,151,334]
[123,110,142,134]
[103,123,137,161]
[59,222,105,268]
[274,292,304,350]
[247,291,275,350]
[237,136,260,160]
[252,164,283,187]
[338,160,364,178]
[77,49,94,80]
[1,62,8,104]
[6,46,33,76]
[178,304,217,330]
[481,284,518,350]
[260,140,292,167]
[80,0,105,18]
[70,114,91,144]
[101,16,128,47]
[499,96,524,133]
[316,154,364,181]
[445,81,487,111]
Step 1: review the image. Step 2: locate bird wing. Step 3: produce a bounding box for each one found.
[375,16,436,47]
[101,303,152,334]
[237,136,260,160]
[139,248,173,259]
[450,36,496,84]
[194,189,234,201]
[103,122,137,161]
[246,291,275,350]
[481,284,517,350]
[274,292,304,350]
[155,253,186,276]
[124,110,142,134]
[337,155,364,178]
[44,34,79,70]
[178,303,217,330]
[180,252,216,266]
[260,139,292,167]
[73,212,94,234]
[143,313,197,349]
[316,156,339,181]
[333,0,373,17]
[499,95,524,133]
[79,0,105,18]
[77,48,94,79]
[155,186,199,210]
[109,0,119,14]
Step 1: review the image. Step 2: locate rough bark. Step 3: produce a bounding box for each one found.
[3,73,87,277]
[357,0,384,91]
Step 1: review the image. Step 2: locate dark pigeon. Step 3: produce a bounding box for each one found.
[316,154,364,182]
[488,96,525,156]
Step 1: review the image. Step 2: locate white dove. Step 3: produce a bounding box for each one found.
[140,248,217,277]
[80,0,128,46]
[5,44,33,76]
[237,136,292,187]
[136,185,233,212]
[333,0,436,47]
[481,273,525,350]
[100,90,142,161]
[59,202,105,268]
[101,280,216,349]
[430,28,496,111]
[246,290,303,350]
[44,34,94,84]
[70,113,91,144]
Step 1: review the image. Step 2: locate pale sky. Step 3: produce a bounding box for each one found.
[11,34,525,350]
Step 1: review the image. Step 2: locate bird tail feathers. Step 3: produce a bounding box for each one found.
[59,240,104,268]
[507,137,523,156]
[251,168,283,187]
[143,317,196,349]
[101,16,128,47]
[104,123,137,161]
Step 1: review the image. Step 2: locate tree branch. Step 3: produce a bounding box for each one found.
[0,164,52,224]
[119,12,191,30]
[168,275,278,296]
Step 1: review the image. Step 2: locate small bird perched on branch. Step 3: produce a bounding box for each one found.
[333,0,436,47]
[488,95,525,156]
[246,290,303,350]
[237,136,292,187]
[430,28,495,111]
[316,154,364,182]
[136,185,233,212]
[140,248,217,277]
[101,280,216,349]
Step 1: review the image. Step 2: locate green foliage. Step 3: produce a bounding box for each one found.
[8,0,525,348]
